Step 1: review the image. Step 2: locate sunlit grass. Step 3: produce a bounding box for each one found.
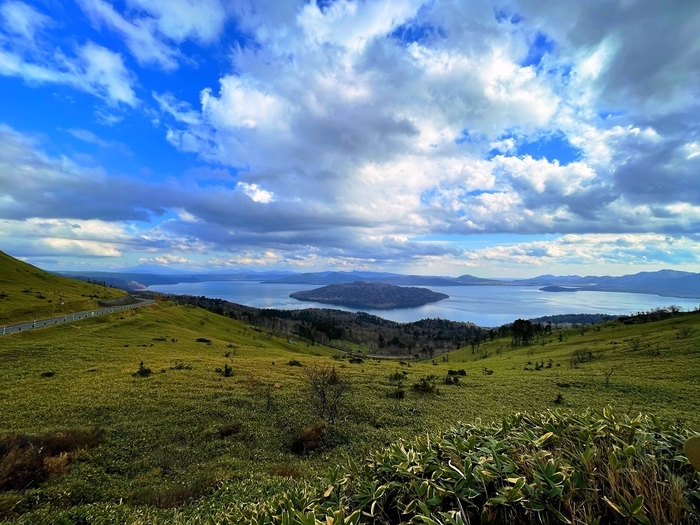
[0,250,126,325]
[1,302,699,522]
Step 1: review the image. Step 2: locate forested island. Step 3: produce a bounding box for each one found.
[289,281,449,309]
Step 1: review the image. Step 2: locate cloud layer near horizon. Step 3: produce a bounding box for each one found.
[0,0,698,275]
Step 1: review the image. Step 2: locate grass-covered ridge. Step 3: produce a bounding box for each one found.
[0,299,699,523]
[0,250,126,324]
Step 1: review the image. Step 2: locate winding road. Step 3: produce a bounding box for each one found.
[0,299,155,336]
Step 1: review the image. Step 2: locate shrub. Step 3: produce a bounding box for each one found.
[196,338,212,344]
[388,385,406,399]
[291,423,328,454]
[0,429,102,491]
[348,357,364,364]
[287,359,303,367]
[388,370,407,383]
[303,365,350,424]
[443,374,460,385]
[412,375,438,394]
[133,362,152,377]
[219,422,242,438]
[447,369,466,376]
[215,364,233,377]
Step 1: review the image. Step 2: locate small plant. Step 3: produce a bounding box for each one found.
[287,359,303,367]
[291,422,328,454]
[215,364,233,377]
[133,362,152,377]
[196,338,212,344]
[388,385,406,399]
[447,369,466,376]
[554,393,564,405]
[40,371,56,378]
[348,357,364,364]
[443,374,460,385]
[219,422,242,438]
[388,370,407,383]
[170,361,191,370]
[482,367,494,375]
[412,375,438,394]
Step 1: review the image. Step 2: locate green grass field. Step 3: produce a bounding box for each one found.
[1,299,699,523]
[0,251,126,325]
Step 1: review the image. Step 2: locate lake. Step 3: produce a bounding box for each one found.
[146,281,700,327]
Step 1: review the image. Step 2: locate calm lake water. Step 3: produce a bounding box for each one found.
[147,281,700,327]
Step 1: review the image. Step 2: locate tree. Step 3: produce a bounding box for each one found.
[511,319,534,346]
[303,364,350,424]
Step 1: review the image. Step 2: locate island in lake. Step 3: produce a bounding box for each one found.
[289,281,449,309]
[539,286,580,293]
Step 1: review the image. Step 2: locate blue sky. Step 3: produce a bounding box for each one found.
[0,0,698,277]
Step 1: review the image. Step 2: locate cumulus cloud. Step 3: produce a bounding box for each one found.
[150,0,698,251]
[2,0,699,273]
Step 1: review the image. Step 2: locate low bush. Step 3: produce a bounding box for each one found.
[132,362,152,377]
[0,429,102,491]
[215,364,233,377]
[443,374,460,385]
[287,360,303,367]
[219,422,242,438]
[291,423,328,455]
[412,375,438,394]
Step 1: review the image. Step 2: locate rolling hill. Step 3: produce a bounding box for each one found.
[0,250,126,324]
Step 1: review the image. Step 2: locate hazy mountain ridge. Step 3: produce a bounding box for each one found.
[55,268,700,299]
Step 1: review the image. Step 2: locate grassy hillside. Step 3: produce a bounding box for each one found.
[0,302,699,523]
[0,251,126,324]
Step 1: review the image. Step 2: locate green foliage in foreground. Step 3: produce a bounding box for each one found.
[15,409,700,525]
[1,302,699,523]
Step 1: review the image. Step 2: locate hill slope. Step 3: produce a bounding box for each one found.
[0,299,699,522]
[0,250,126,324]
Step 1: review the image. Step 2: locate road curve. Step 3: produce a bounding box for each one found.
[0,299,156,337]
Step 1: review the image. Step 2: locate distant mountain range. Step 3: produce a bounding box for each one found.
[56,268,700,299]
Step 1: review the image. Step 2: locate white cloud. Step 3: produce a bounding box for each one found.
[0,37,137,106]
[138,253,191,265]
[126,0,226,43]
[0,0,51,42]
[77,0,228,70]
[237,182,274,204]
[67,128,111,147]
[201,76,286,130]
[78,0,179,71]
